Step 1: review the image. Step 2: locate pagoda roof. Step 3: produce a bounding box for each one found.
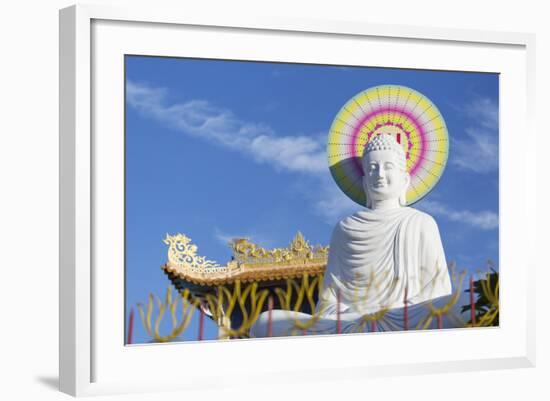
[161,232,328,286]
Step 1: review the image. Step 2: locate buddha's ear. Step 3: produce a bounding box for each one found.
[403,171,411,189]
[399,172,410,206]
[362,175,372,208]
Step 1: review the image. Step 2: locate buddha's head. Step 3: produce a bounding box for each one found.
[361,133,410,209]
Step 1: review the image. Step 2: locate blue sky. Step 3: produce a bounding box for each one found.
[125,56,499,344]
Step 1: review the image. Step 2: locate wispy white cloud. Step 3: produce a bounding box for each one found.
[214,227,274,248]
[213,228,238,246]
[127,80,326,174]
[311,177,359,224]
[417,200,498,230]
[127,81,350,226]
[451,97,498,174]
[463,97,498,129]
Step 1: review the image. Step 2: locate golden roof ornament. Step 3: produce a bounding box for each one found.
[163,233,228,273]
[230,232,328,265]
[162,232,329,285]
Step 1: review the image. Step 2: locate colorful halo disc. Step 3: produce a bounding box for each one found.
[327,85,449,206]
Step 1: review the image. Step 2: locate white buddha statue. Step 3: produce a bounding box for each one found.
[250,134,452,337]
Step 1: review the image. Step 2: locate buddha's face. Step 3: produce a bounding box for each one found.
[362,150,409,205]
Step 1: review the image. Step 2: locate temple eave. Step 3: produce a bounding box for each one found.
[161,262,326,286]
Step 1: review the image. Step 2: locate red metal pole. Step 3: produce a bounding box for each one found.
[437,314,443,329]
[371,320,377,332]
[198,305,205,340]
[336,290,342,334]
[267,296,273,337]
[127,308,134,345]
[403,286,409,331]
[470,276,476,326]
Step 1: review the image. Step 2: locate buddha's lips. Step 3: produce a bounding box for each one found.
[350,107,427,177]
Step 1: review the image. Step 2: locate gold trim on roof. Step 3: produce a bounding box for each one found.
[164,233,230,273]
[231,232,329,264]
[162,232,328,285]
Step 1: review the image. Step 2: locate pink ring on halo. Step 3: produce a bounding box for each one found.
[348,106,427,176]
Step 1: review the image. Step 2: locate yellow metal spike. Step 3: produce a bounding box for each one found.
[153,304,166,339]
[170,298,178,329]
[136,303,153,337]
[146,294,154,330]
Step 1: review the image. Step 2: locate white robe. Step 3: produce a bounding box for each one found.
[250,207,453,337]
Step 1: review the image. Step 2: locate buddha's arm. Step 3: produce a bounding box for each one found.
[315,276,339,316]
[417,215,452,300]
[315,223,344,316]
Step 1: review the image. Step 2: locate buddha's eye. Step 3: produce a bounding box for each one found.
[385,163,394,170]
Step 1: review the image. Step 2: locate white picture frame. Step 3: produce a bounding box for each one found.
[59,4,536,397]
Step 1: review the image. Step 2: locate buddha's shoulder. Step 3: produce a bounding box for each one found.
[405,207,441,231]
[335,207,439,231]
[403,207,439,223]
